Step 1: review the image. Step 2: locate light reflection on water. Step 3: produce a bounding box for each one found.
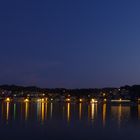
[0,101,140,128]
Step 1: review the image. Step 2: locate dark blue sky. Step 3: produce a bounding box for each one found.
[0,0,140,88]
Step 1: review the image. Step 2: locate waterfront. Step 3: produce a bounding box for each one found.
[0,101,140,140]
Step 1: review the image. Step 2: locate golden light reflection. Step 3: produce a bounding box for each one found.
[67,103,70,122]
[25,102,29,120]
[79,103,82,120]
[91,103,95,120]
[41,98,45,102]
[103,103,106,127]
[111,105,130,128]
[41,102,45,122]
[6,102,10,121]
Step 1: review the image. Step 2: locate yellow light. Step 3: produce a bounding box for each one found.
[66,98,70,102]
[37,99,41,102]
[45,98,48,102]
[91,103,95,120]
[41,98,45,102]
[6,102,10,120]
[90,98,98,103]
[79,99,83,102]
[103,93,106,96]
[24,98,29,102]
[104,99,107,102]
[25,102,29,120]
[41,102,45,122]
[119,98,122,102]
[51,98,53,101]
[103,103,106,127]
[79,103,82,120]
[67,103,70,122]
[5,98,10,102]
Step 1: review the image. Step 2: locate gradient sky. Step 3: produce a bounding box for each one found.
[0,0,140,88]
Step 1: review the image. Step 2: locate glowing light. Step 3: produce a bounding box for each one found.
[51,98,53,101]
[79,103,82,120]
[5,98,10,102]
[104,99,107,102]
[37,99,41,102]
[25,102,29,120]
[67,103,70,122]
[103,103,106,127]
[66,98,71,102]
[41,98,45,102]
[103,93,106,96]
[45,98,48,102]
[111,99,130,103]
[79,98,83,102]
[41,102,45,122]
[6,102,10,121]
[24,98,29,102]
[91,103,95,120]
[90,98,98,104]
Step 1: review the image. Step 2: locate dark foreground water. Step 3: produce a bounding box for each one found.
[0,101,140,140]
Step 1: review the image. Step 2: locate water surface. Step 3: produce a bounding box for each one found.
[0,102,140,140]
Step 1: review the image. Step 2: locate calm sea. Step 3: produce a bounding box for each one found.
[0,101,140,140]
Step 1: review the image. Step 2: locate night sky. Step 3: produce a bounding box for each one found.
[0,0,140,88]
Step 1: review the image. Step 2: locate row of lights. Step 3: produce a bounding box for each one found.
[4,97,133,103]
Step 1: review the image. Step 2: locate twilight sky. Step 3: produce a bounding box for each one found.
[0,0,140,88]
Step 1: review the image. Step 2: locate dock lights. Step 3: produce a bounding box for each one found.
[37,99,41,102]
[104,98,107,102]
[66,98,71,102]
[90,98,98,103]
[79,98,83,102]
[24,98,29,102]
[5,97,10,102]
[41,98,48,102]
[103,93,106,97]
